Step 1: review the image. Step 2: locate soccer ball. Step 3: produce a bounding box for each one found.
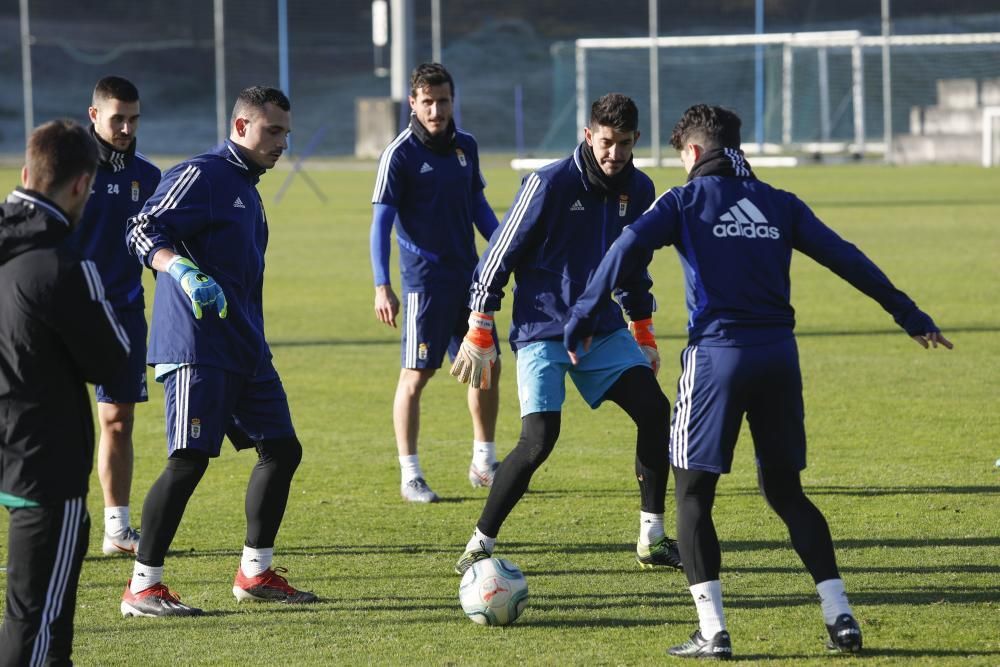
[459,558,529,626]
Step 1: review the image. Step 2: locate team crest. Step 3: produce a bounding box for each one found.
[418,343,429,360]
[456,148,467,167]
[618,194,629,217]
[131,180,140,202]
[190,418,201,439]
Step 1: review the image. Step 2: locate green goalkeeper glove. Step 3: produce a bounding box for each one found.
[450,311,497,390]
[167,256,228,320]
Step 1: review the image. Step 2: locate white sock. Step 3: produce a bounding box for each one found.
[817,578,853,625]
[131,563,164,594]
[399,454,423,483]
[638,511,664,545]
[691,580,726,637]
[472,441,496,469]
[465,527,495,555]
[105,506,130,535]
[241,546,274,577]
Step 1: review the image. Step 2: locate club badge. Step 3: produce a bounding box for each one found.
[619,194,629,217]
[131,180,140,202]
[190,418,201,439]
[418,343,429,360]
[456,148,467,167]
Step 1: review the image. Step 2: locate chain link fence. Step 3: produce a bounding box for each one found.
[1,1,998,158]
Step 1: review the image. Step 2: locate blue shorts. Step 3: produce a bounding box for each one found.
[669,337,806,474]
[95,309,148,404]
[515,329,649,417]
[400,287,500,369]
[162,361,296,457]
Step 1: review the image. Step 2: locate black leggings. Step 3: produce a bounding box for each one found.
[477,365,670,537]
[673,465,840,586]
[137,438,302,567]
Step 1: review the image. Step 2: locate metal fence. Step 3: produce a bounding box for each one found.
[2,1,999,158]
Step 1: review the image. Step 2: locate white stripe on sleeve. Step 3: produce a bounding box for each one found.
[372,129,412,203]
[469,173,541,313]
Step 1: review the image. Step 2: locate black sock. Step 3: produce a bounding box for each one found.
[245,437,302,548]
[136,450,209,567]
[602,365,671,513]
[476,412,560,537]
[757,466,840,583]
[673,466,722,585]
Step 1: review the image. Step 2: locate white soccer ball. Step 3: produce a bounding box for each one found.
[459,557,529,626]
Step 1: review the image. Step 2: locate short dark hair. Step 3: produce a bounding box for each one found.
[231,86,291,125]
[410,63,454,98]
[92,76,139,105]
[589,93,639,134]
[26,120,98,193]
[670,104,742,151]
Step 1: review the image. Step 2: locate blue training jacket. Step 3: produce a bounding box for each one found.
[127,140,272,375]
[571,165,933,348]
[470,144,657,350]
[372,124,490,289]
[68,131,160,310]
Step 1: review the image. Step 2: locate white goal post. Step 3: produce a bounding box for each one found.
[575,30,1000,163]
[983,107,1000,167]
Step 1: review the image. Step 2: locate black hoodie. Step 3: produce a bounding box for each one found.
[0,188,129,504]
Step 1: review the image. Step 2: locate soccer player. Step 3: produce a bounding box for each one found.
[565,104,953,659]
[67,76,161,555]
[371,63,502,503]
[122,86,316,616]
[1,120,129,665]
[452,93,682,574]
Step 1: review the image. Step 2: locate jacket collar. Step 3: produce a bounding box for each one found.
[573,142,636,195]
[409,112,457,156]
[214,139,267,183]
[7,187,71,227]
[91,124,135,173]
[687,146,756,182]
[572,143,590,190]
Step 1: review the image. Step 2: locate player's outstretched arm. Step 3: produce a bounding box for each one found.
[899,309,953,350]
[912,330,953,350]
[451,311,497,390]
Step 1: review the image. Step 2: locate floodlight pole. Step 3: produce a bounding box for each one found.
[881,0,893,163]
[754,0,764,149]
[431,0,442,64]
[390,0,415,101]
[214,0,226,145]
[649,0,660,166]
[278,0,291,152]
[19,0,33,141]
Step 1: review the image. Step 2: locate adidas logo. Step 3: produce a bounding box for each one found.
[420,162,434,174]
[570,200,585,211]
[713,197,780,239]
[233,197,246,209]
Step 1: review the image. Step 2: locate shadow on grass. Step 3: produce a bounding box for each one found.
[268,324,1000,349]
[102,534,998,564]
[812,197,1000,209]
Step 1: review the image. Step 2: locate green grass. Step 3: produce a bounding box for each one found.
[2,162,999,665]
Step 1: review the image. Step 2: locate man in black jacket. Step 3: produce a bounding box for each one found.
[0,120,129,666]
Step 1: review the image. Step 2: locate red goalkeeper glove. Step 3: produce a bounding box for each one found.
[629,318,660,376]
[450,312,497,390]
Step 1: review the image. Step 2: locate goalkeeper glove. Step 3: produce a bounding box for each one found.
[167,256,228,320]
[450,311,497,390]
[629,317,660,376]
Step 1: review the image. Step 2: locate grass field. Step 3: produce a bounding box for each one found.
[1,160,998,665]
